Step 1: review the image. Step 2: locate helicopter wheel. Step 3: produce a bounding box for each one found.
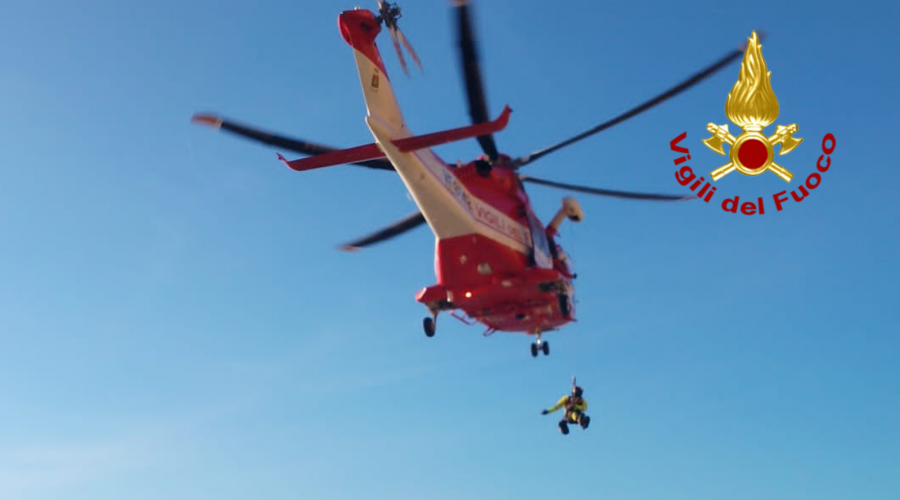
[530,343,538,357]
[542,341,550,356]
[423,317,436,337]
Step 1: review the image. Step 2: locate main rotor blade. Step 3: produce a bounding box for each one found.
[339,211,427,251]
[455,0,499,161]
[520,175,693,201]
[192,114,395,171]
[512,40,755,168]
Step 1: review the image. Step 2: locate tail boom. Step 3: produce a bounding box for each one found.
[339,9,407,135]
[339,7,531,258]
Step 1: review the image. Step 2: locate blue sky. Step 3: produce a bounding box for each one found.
[1,0,898,499]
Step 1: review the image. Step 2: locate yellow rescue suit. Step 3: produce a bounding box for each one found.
[545,395,588,421]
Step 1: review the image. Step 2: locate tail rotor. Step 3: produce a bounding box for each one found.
[376,0,423,76]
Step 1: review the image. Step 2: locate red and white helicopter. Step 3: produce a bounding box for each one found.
[192,1,748,357]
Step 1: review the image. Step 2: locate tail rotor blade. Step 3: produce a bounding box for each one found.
[397,28,423,73]
[388,26,409,76]
[377,1,420,76]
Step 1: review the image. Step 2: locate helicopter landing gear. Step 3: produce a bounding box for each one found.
[530,332,550,357]
[423,315,436,337]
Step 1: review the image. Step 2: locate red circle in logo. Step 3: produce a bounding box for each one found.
[738,139,769,170]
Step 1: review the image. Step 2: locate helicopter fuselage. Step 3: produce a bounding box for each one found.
[341,8,577,338]
[410,159,577,336]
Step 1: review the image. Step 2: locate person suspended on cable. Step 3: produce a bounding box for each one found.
[541,383,590,435]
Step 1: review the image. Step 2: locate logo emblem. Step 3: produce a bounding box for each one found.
[703,31,803,182]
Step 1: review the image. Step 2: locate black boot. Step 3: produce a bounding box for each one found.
[558,420,569,435]
[581,415,590,429]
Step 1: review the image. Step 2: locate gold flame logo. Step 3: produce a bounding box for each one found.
[703,31,802,182]
[725,33,779,132]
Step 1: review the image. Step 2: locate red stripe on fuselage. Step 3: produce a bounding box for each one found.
[403,146,532,249]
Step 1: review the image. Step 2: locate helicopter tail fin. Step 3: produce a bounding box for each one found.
[339,9,409,137]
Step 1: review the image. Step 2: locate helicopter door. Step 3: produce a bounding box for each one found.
[526,211,554,269]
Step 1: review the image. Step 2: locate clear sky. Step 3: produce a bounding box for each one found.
[1,0,898,499]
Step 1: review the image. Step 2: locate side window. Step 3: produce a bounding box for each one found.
[527,211,553,269]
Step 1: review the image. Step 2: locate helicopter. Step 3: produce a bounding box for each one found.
[191,0,750,357]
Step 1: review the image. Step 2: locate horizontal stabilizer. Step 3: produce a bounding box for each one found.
[279,105,512,171]
[393,105,511,152]
[279,144,385,172]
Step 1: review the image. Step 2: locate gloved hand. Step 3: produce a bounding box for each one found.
[541,409,549,415]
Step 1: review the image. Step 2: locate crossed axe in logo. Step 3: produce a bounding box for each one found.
[704,123,803,182]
